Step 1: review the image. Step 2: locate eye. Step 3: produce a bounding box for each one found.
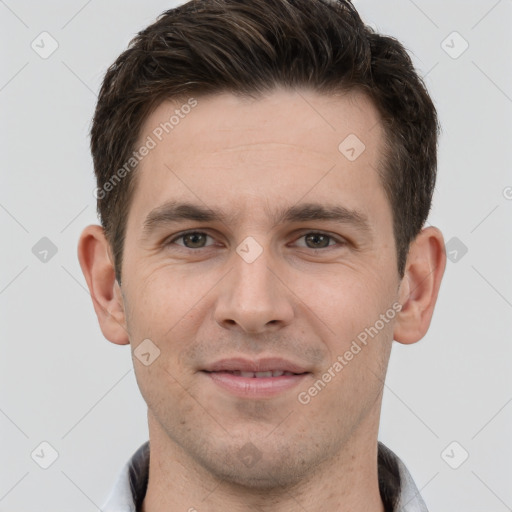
[294,232,344,249]
[167,231,215,249]
[165,230,345,251]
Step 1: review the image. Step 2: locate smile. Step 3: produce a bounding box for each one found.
[201,358,311,398]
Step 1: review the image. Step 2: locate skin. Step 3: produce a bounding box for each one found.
[78,88,446,512]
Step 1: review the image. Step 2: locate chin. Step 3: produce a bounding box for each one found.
[193,440,321,491]
[214,460,307,491]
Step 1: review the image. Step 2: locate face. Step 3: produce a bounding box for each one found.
[119,88,402,487]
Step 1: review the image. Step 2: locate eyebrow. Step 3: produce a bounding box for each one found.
[141,200,372,237]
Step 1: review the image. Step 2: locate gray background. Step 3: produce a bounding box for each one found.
[1,0,511,510]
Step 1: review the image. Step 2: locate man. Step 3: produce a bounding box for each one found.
[78,0,446,510]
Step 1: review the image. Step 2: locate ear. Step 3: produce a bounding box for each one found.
[393,226,446,345]
[77,224,129,345]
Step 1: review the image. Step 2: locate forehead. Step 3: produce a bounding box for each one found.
[129,88,389,229]
[140,88,382,160]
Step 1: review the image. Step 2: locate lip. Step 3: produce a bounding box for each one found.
[201,357,311,399]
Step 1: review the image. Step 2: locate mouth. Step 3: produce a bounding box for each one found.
[201,357,312,398]
[208,370,301,378]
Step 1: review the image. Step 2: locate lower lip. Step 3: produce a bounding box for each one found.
[203,371,309,398]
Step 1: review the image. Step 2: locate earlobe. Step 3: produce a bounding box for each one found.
[77,224,130,345]
[393,226,446,345]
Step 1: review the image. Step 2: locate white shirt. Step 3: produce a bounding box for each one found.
[102,441,429,511]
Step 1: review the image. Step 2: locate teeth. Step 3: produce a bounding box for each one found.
[255,371,273,378]
[227,370,295,378]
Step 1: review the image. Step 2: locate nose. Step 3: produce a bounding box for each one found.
[213,244,295,334]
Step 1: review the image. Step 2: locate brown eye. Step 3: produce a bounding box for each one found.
[181,232,208,248]
[167,231,213,249]
[304,233,332,249]
[291,231,347,251]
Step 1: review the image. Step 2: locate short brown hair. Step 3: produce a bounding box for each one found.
[90,0,439,284]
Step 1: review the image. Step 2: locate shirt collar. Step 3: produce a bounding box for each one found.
[102,441,428,512]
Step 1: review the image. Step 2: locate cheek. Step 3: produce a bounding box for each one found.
[291,265,393,342]
[133,359,198,429]
[124,265,213,341]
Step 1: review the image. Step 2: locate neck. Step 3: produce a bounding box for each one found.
[141,408,385,512]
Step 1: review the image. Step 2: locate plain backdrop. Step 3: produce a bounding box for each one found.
[1,0,511,510]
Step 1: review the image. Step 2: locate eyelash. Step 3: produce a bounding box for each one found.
[165,230,346,251]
